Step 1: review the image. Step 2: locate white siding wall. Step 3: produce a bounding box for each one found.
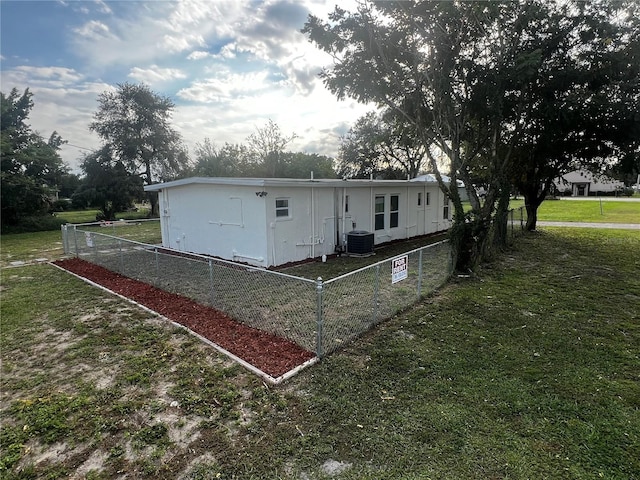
[264,187,336,266]
[343,184,449,245]
[156,181,452,267]
[160,184,268,265]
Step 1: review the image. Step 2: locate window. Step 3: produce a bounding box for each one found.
[417,192,422,206]
[426,192,430,206]
[276,198,290,218]
[375,196,385,230]
[345,195,349,213]
[443,203,450,220]
[390,195,399,228]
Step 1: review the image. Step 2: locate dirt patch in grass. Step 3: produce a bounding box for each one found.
[53,258,315,378]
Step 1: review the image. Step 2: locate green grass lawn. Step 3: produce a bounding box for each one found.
[1,228,638,479]
[510,198,640,223]
[1,209,160,268]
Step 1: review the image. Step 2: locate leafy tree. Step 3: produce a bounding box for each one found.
[72,147,143,220]
[191,139,251,177]
[280,152,337,178]
[339,111,428,179]
[246,119,297,177]
[304,1,640,269]
[1,88,68,227]
[89,83,188,216]
[506,1,640,231]
[304,2,528,270]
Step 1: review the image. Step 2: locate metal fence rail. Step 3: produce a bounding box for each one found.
[63,226,453,358]
[319,240,452,355]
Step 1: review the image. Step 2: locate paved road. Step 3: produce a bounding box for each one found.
[537,221,640,230]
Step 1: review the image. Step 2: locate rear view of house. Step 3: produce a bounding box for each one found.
[144,176,451,267]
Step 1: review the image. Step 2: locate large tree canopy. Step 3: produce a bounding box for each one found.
[89,83,188,216]
[304,0,640,270]
[504,1,640,230]
[1,88,68,226]
[72,147,143,221]
[246,119,298,177]
[191,120,337,179]
[339,110,429,179]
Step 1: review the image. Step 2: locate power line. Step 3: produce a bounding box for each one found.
[64,143,96,152]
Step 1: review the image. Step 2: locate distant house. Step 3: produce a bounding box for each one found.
[144,176,452,267]
[554,170,624,197]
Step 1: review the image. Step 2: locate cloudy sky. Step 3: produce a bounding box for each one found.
[1,0,372,172]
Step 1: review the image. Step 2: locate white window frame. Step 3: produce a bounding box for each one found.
[374,193,400,230]
[390,194,399,228]
[275,197,291,220]
[374,195,385,231]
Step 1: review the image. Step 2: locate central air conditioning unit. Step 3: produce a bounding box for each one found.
[346,230,374,256]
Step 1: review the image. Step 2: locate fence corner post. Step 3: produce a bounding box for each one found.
[316,276,324,358]
[73,225,79,257]
[61,224,67,254]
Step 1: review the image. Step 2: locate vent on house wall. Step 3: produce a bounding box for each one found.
[346,230,374,256]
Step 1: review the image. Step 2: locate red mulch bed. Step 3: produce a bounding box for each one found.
[54,258,315,378]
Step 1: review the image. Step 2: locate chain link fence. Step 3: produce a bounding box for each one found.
[319,240,452,355]
[62,225,453,358]
[508,206,527,238]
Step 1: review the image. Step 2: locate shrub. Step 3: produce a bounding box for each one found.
[0,215,66,234]
[50,199,72,212]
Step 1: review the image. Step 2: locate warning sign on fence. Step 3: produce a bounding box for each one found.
[391,255,408,284]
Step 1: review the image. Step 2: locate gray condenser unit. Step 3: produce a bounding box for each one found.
[346,230,374,255]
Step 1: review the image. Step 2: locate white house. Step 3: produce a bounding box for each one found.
[555,170,624,196]
[144,176,452,267]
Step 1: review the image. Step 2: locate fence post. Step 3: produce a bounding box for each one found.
[372,264,380,324]
[155,248,160,286]
[520,207,525,231]
[510,209,514,239]
[119,239,124,274]
[73,225,79,257]
[61,225,67,254]
[208,259,216,306]
[417,248,424,298]
[316,277,324,358]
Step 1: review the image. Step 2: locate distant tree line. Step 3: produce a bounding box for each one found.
[1,84,338,230]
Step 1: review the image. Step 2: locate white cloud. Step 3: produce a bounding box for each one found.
[8,66,85,88]
[95,0,113,15]
[1,66,109,171]
[214,43,238,59]
[2,0,372,173]
[177,70,272,103]
[128,65,187,85]
[187,50,213,60]
[74,20,114,41]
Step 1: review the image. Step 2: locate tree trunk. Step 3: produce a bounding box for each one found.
[525,203,538,231]
[493,182,511,249]
[523,192,543,231]
[148,192,159,217]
